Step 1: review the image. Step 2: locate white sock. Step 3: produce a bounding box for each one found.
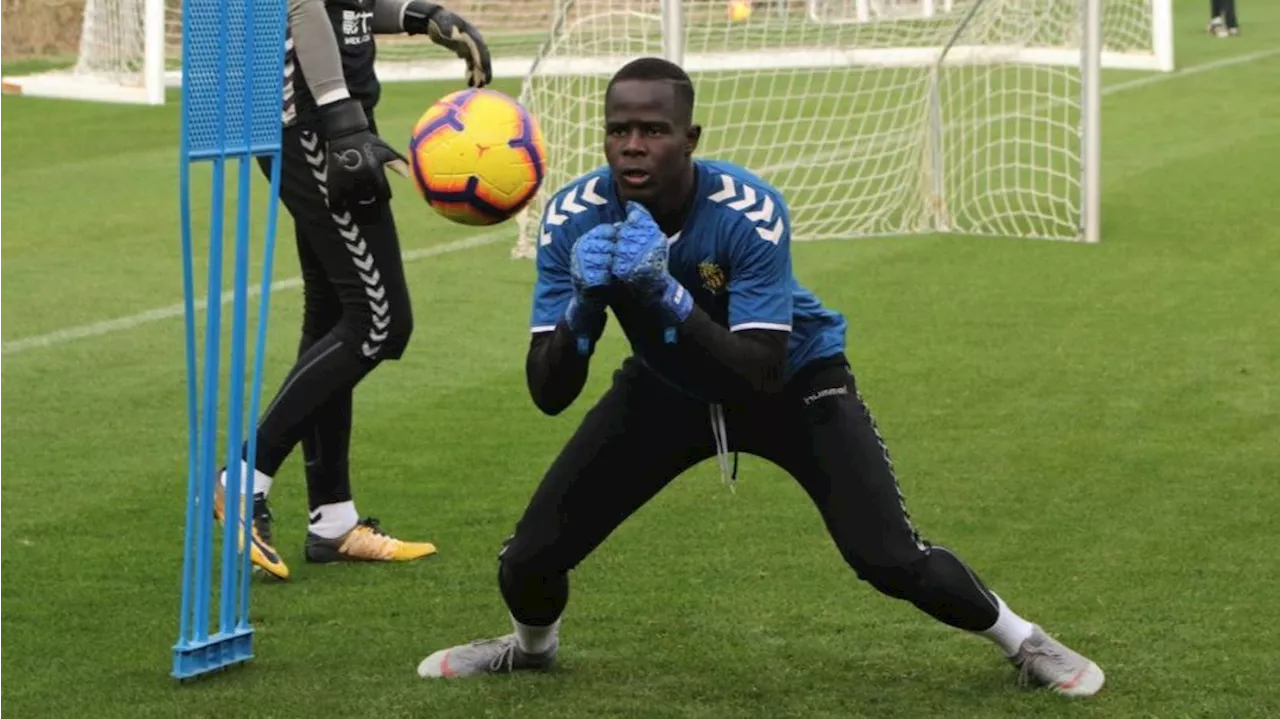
[308,501,358,539]
[219,461,273,497]
[978,593,1036,657]
[511,614,559,655]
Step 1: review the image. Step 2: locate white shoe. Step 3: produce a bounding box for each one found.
[417,633,557,678]
[1011,626,1105,697]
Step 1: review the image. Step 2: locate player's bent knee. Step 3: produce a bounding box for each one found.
[376,315,414,360]
[333,306,413,361]
[497,534,554,578]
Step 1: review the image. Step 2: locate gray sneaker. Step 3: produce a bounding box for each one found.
[1012,626,1105,697]
[416,634,557,678]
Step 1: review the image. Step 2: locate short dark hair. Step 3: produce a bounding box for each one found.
[604,57,695,124]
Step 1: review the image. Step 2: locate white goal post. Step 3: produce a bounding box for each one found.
[509,0,1174,254]
[0,0,169,104]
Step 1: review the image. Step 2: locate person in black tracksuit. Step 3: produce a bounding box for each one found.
[215,0,492,578]
[1208,0,1240,36]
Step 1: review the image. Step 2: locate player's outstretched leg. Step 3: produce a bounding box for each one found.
[417,359,714,678]
[763,359,1103,697]
[925,550,1104,697]
[417,614,560,679]
[417,551,569,678]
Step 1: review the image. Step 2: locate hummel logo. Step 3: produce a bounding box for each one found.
[802,385,848,406]
[544,177,609,230]
[707,174,786,244]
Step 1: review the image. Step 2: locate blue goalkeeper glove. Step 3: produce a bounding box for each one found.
[565,223,617,354]
[612,202,692,339]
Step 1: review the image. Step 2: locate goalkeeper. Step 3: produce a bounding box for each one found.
[212,0,492,578]
[416,57,1105,698]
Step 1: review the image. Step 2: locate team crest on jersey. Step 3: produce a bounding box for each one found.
[698,261,726,294]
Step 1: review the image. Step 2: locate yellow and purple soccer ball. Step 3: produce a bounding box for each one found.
[409,88,547,226]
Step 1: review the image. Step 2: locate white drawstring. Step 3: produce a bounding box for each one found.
[708,404,735,491]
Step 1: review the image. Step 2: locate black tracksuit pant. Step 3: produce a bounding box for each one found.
[498,354,1002,634]
[246,117,413,510]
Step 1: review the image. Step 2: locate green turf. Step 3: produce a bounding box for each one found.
[3,2,1280,717]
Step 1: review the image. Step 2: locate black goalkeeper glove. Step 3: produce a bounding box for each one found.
[317,98,409,224]
[404,0,493,87]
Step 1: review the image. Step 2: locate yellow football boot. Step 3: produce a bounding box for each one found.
[212,483,291,580]
[304,517,437,563]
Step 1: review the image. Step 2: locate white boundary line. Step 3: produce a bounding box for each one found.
[4,49,1276,357]
[1,231,510,355]
[1100,48,1278,95]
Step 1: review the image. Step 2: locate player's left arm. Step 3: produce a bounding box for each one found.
[613,202,790,400]
[371,0,492,87]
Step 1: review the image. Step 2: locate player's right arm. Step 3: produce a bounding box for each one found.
[288,0,349,109]
[525,209,615,416]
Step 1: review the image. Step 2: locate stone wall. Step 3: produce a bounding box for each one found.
[2,0,87,58]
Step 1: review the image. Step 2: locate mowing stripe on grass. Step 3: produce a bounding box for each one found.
[5,49,1276,357]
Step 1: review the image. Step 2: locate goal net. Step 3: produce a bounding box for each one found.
[509,0,1172,256]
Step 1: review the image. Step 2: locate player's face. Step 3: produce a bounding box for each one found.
[604,80,701,205]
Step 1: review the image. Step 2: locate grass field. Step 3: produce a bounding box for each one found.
[4,1,1280,717]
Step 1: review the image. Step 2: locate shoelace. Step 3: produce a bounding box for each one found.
[487,638,518,672]
[340,519,401,559]
[356,517,388,536]
[252,498,274,543]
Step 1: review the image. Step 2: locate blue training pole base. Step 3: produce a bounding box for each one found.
[172,627,254,680]
[171,0,285,681]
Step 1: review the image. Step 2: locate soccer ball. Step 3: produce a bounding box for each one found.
[728,0,751,21]
[408,88,547,226]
